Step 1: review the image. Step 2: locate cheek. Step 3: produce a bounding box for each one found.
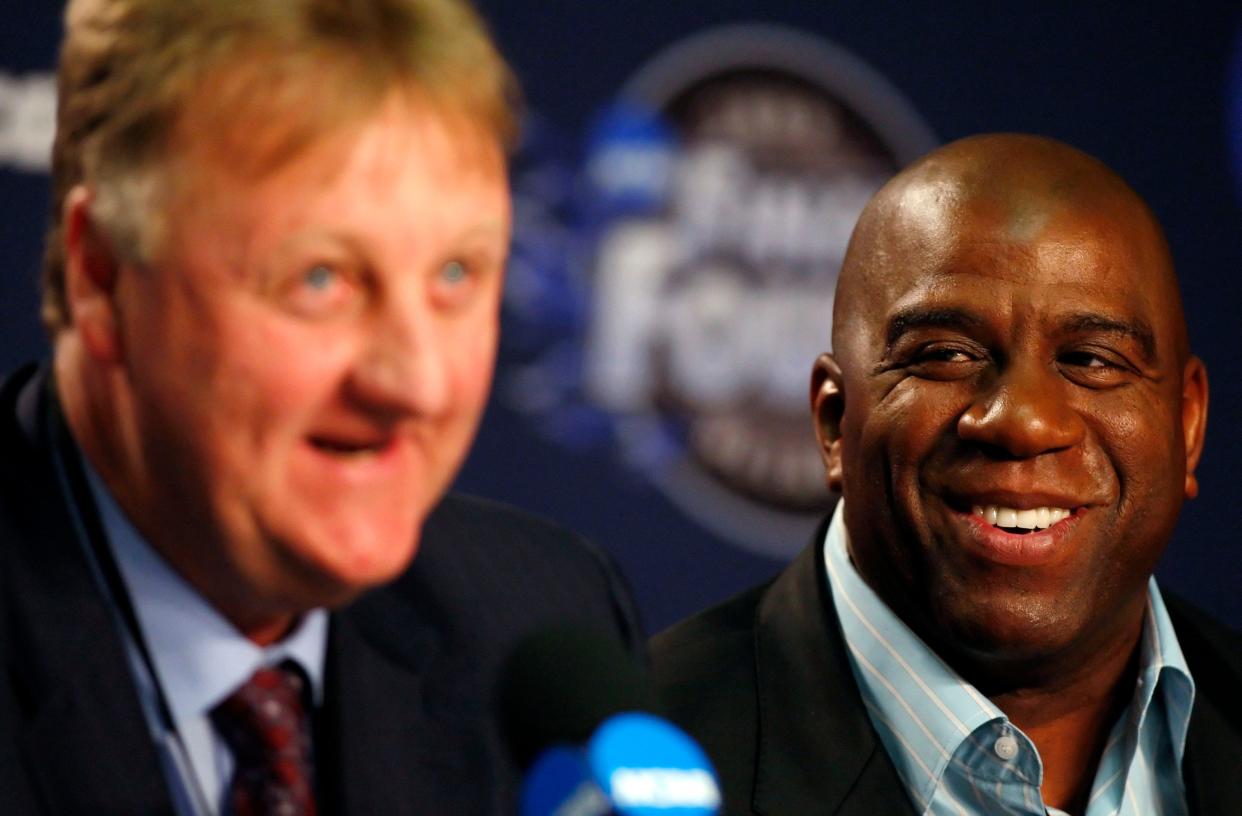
[1090,391,1183,484]
[856,382,965,470]
[1077,395,1184,580]
[444,316,499,418]
[207,317,359,438]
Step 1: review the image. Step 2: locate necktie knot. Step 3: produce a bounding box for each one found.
[212,662,317,816]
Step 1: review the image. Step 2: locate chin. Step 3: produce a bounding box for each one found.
[271,513,424,599]
[933,592,1082,668]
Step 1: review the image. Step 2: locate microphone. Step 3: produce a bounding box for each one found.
[499,625,721,816]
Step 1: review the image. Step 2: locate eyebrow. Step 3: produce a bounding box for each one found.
[1059,312,1157,363]
[884,307,987,352]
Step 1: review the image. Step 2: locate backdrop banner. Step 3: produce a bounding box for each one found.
[3,1,1239,632]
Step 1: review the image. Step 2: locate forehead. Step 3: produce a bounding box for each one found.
[169,91,507,217]
[856,183,1178,349]
[157,44,506,196]
[146,91,510,283]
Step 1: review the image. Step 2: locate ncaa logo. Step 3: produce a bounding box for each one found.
[504,26,936,557]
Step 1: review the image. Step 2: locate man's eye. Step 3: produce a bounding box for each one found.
[1059,348,1130,371]
[304,264,338,291]
[431,258,483,309]
[903,345,984,380]
[1058,349,1134,388]
[899,345,983,380]
[440,259,468,285]
[1061,351,1114,368]
[282,263,359,318]
[920,348,974,363]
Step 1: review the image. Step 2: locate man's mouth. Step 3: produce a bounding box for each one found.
[307,435,394,458]
[970,504,1074,534]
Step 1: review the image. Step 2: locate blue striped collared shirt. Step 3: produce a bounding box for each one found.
[823,503,1195,816]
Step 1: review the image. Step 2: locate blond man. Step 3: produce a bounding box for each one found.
[0,2,641,813]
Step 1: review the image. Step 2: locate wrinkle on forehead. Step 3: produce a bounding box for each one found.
[834,134,1188,365]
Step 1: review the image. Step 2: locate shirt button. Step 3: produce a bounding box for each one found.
[994,734,1019,760]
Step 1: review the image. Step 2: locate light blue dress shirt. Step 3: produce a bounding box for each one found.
[72,459,329,816]
[823,503,1195,816]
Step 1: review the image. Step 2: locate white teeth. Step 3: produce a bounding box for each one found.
[970,504,1073,530]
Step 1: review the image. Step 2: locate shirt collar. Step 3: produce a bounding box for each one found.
[823,504,1003,807]
[82,457,328,729]
[1137,579,1195,759]
[822,501,1194,809]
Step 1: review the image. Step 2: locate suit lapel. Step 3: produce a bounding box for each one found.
[1182,694,1242,815]
[1164,596,1242,815]
[19,659,174,815]
[321,589,494,815]
[752,532,915,815]
[3,367,174,813]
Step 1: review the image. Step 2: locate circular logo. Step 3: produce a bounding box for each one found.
[504,26,936,557]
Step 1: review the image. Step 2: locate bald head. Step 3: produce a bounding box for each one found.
[833,133,1186,365]
[811,132,1208,679]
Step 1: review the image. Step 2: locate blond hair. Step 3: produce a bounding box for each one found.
[44,0,519,334]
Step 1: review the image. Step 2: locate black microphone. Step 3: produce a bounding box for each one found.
[498,625,721,816]
[500,624,657,769]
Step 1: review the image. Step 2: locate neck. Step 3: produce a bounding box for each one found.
[979,613,1144,813]
[238,614,299,647]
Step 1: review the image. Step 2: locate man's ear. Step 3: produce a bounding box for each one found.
[810,353,845,493]
[62,185,124,364]
[1181,355,1209,500]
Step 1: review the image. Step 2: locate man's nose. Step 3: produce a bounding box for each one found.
[346,297,450,418]
[956,360,1084,458]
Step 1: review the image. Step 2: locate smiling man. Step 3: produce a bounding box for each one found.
[0,1,640,814]
[652,134,1242,815]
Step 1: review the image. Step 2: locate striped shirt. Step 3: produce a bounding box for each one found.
[823,504,1195,816]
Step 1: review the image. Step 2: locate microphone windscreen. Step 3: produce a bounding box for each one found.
[587,712,721,815]
[499,624,656,769]
[520,747,609,816]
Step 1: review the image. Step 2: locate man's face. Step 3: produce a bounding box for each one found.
[825,185,1206,674]
[112,95,510,612]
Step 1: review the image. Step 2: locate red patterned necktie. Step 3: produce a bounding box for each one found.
[211,662,318,816]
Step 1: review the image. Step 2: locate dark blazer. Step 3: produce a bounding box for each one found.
[651,517,1242,815]
[0,363,644,815]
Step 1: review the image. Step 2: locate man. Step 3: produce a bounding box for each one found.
[0,1,641,813]
[652,134,1242,815]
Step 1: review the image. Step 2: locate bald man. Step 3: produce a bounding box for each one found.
[651,134,1242,815]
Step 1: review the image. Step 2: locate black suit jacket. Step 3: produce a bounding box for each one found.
[651,517,1242,815]
[0,364,644,815]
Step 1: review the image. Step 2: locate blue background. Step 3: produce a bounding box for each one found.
[2,2,1239,634]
